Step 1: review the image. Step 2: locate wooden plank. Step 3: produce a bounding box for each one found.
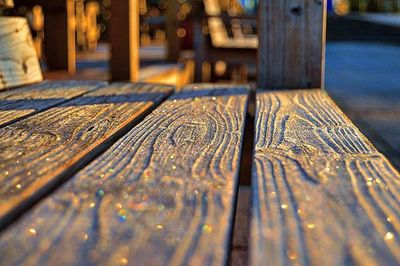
[43,0,76,73]
[110,0,139,81]
[252,89,400,265]
[0,17,43,90]
[0,82,172,228]
[257,0,327,89]
[0,84,249,265]
[0,80,103,128]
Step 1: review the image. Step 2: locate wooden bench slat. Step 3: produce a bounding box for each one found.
[0,84,248,266]
[0,82,172,228]
[0,80,103,128]
[0,17,43,90]
[252,89,400,265]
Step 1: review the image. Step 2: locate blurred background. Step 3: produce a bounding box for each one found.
[1,0,400,168]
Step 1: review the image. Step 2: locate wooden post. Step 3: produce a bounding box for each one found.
[257,0,327,90]
[192,0,206,82]
[43,0,76,74]
[166,0,180,61]
[0,0,13,8]
[110,0,139,82]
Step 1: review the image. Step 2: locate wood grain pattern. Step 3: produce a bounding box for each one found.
[0,84,249,266]
[0,80,104,128]
[252,89,400,265]
[257,0,326,89]
[0,82,172,228]
[0,17,43,90]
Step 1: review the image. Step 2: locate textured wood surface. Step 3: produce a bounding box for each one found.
[0,17,43,90]
[0,82,172,228]
[252,89,400,265]
[0,84,248,266]
[257,0,326,89]
[0,80,103,128]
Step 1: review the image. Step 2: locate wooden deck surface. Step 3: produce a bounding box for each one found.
[0,84,248,265]
[0,80,102,127]
[252,89,400,265]
[0,79,399,265]
[0,82,172,228]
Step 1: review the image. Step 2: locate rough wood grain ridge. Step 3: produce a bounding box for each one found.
[0,82,172,228]
[0,84,249,266]
[0,80,104,128]
[0,17,43,90]
[257,0,326,89]
[252,89,400,265]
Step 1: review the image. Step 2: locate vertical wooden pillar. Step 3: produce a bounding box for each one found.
[192,0,206,82]
[43,0,76,74]
[110,0,139,82]
[257,0,327,90]
[166,0,180,61]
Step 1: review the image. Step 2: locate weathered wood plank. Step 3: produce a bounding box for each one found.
[257,0,326,89]
[0,82,172,228]
[0,17,43,90]
[0,80,103,128]
[252,89,400,265]
[0,84,249,266]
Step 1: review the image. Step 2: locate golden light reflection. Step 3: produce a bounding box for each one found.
[384,232,394,241]
[28,228,37,236]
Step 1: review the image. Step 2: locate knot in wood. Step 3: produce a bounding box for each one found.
[290,5,302,16]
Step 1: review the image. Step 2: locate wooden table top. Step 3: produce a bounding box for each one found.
[0,81,399,266]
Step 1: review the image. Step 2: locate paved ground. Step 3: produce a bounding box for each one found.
[325,41,400,169]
